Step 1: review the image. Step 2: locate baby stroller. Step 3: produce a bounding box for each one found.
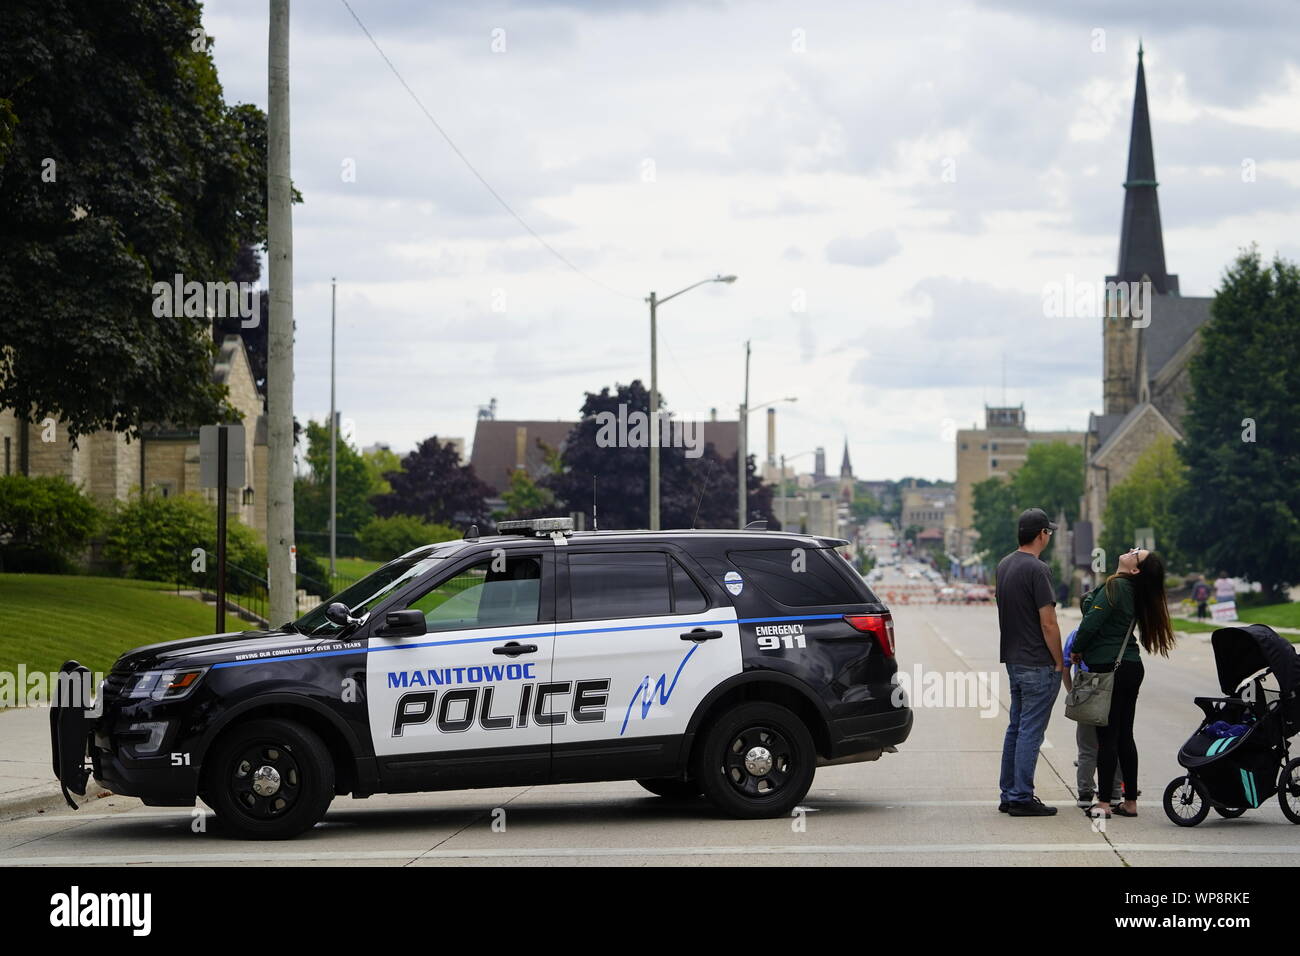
[1163,623,1300,826]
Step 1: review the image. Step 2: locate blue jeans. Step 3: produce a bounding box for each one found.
[999,663,1062,803]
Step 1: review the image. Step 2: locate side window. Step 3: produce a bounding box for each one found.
[570,552,672,620]
[670,558,708,613]
[406,555,541,631]
[728,547,872,607]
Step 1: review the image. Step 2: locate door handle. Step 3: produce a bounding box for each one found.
[492,642,538,656]
[680,628,723,642]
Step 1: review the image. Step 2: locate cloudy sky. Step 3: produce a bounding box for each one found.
[204,0,1300,480]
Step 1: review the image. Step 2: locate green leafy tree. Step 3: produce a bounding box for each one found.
[357,515,458,562]
[1012,442,1084,525]
[0,474,101,571]
[362,445,403,497]
[0,1,281,439]
[372,436,493,530]
[1100,436,1189,571]
[103,491,265,593]
[295,419,377,539]
[1175,248,1300,601]
[851,489,879,523]
[972,475,1018,561]
[499,468,558,518]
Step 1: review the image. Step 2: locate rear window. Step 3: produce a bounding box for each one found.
[728,547,874,607]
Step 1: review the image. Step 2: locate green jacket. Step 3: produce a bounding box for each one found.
[1072,577,1141,670]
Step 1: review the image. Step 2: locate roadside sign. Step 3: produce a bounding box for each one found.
[199,424,246,488]
[1211,600,1238,622]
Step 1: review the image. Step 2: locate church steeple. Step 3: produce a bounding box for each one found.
[1115,44,1177,294]
[839,439,852,479]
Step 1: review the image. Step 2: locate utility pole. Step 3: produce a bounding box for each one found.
[737,339,750,529]
[267,0,296,625]
[328,277,337,577]
[648,290,659,531]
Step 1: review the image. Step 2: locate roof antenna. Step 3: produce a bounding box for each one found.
[592,475,598,531]
[692,460,715,529]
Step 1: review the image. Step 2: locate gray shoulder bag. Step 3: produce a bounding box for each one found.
[1064,615,1136,727]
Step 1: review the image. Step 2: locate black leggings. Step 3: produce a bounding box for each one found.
[1097,659,1144,803]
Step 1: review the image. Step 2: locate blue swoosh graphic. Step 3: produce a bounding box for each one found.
[619,643,700,736]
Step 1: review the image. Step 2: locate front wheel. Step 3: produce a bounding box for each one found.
[694,702,816,819]
[201,719,335,840]
[1279,757,1300,824]
[1163,775,1209,827]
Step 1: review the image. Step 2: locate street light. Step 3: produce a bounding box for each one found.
[738,388,797,530]
[647,274,737,530]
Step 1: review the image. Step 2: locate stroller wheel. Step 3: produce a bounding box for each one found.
[1213,806,1247,819]
[1163,775,1209,827]
[1279,758,1300,825]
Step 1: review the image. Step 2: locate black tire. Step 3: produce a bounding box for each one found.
[637,777,702,800]
[1213,806,1247,819]
[201,719,334,840]
[1279,757,1300,824]
[1163,775,1209,827]
[694,702,816,820]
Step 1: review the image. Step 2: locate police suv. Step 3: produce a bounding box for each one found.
[52,518,911,839]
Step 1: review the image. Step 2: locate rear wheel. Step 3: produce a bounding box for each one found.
[1278,757,1300,824]
[201,719,334,840]
[694,702,816,819]
[637,777,701,800]
[1163,775,1209,827]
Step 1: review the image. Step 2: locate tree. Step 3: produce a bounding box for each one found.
[1012,442,1084,525]
[294,419,376,539]
[972,476,1018,561]
[851,489,880,523]
[372,436,493,530]
[0,1,273,440]
[542,380,775,530]
[362,445,403,497]
[499,469,558,519]
[1100,436,1189,571]
[0,475,101,571]
[357,515,458,562]
[1175,248,1300,601]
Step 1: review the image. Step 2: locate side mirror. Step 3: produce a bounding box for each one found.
[378,609,426,639]
[324,602,355,627]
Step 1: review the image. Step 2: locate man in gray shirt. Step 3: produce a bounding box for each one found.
[996,508,1065,816]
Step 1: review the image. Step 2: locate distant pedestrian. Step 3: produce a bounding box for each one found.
[1214,573,1235,605]
[996,508,1065,817]
[1056,580,1070,608]
[1192,576,1211,620]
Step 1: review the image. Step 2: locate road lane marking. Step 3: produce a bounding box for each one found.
[5,843,1300,865]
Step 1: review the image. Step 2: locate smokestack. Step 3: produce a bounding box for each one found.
[766,407,776,467]
[710,407,717,422]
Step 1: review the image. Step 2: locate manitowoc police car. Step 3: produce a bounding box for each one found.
[52,518,911,839]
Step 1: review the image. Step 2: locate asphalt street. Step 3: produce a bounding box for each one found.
[3,569,1296,866]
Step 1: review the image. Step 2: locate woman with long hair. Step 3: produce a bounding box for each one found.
[1070,548,1177,818]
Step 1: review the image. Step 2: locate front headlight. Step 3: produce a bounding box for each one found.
[123,667,208,701]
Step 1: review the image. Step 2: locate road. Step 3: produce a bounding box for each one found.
[2,595,1296,866]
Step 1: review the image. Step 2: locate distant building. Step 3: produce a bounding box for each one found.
[1080,47,1212,552]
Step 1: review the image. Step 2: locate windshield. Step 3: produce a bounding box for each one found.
[295,552,446,636]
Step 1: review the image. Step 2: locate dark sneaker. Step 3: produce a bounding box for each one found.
[998,800,1009,813]
[1076,790,1094,809]
[1008,797,1058,817]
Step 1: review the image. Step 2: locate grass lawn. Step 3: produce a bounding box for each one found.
[0,573,223,681]
[331,556,386,581]
[1173,601,1300,642]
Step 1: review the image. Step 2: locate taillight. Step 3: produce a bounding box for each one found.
[844,613,895,657]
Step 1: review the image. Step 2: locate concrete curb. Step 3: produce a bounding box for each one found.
[0,780,114,822]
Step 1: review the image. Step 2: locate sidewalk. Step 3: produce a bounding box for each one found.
[0,706,110,819]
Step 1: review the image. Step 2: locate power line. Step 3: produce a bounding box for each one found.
[338,0,634,301]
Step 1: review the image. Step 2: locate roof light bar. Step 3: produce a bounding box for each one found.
[496,517,575,536]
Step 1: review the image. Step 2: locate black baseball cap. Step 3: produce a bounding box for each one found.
[1017,508,1058,537]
